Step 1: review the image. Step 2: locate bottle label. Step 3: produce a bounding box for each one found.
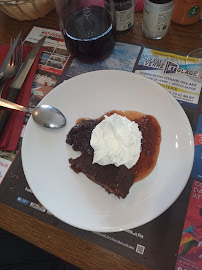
[116,3,134,31]
[187,5,200,18]
[143,6,173,38]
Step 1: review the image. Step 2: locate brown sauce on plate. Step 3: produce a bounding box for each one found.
[76,110,161,183]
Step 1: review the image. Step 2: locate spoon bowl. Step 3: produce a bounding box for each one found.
[0,97,66,129]
[32,104,66,128]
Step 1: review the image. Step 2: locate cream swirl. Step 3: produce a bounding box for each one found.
[90,113,142,169]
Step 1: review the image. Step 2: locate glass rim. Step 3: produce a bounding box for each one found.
[185,48,202,82]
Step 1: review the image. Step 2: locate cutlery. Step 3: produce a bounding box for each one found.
[0,39,23,97]
[0,36,46,136]
[0,32,21,78]
[0,97,66,129]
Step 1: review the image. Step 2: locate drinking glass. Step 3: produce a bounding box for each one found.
[55,0,116,62]
[186,48,202,83]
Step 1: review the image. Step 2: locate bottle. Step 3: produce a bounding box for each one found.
[114,0,135,35]
[172,0,202,25]
[142,0,174,39]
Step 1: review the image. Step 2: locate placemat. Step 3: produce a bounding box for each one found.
[0,26,202,270]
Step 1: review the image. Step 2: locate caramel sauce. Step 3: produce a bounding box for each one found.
[76,110,161,183]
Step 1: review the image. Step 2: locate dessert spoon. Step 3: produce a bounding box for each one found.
[0,97,66,129]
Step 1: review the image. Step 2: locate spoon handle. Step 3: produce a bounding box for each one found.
[0,97,30,113]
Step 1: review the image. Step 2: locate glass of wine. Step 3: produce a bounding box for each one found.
[55,0,116,62]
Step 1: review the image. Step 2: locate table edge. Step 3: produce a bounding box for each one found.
[0,203,150,270]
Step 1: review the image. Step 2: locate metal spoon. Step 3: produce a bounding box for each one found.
[0,97,66,128]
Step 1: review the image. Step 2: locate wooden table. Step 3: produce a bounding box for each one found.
[0,9,201,270]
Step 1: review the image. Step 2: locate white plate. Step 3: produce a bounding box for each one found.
[22,70,194,232]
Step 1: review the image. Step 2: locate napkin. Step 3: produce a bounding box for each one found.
[0,45,42,151]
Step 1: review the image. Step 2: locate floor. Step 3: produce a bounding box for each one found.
[0,228,80,270]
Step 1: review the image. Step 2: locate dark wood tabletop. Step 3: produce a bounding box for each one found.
[0,9,201,270]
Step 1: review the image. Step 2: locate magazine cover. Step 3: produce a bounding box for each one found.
[175,179,202,270]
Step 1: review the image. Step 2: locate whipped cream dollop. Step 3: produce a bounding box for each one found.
[90,113,142,169]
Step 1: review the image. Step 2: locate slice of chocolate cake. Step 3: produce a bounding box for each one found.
[66,118,135,198]
[69,153,134,198]
[66,111,161,198]
[66,119,101,155]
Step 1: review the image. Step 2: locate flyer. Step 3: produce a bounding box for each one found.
[135,48,202,108]
[24,26,70,75]
[65,41,141,79]
[175,179,202,270]
[191,106,202,181]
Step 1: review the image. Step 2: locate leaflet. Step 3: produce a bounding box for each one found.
[135,48,202,107]
[24,26,70,75]
[175,179,202,270]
